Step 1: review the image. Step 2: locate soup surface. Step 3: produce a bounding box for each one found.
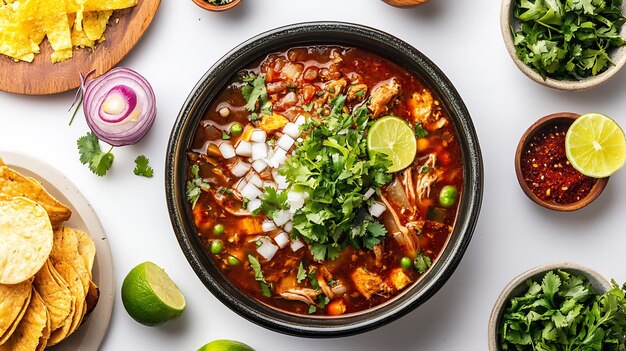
[187,46,463,316]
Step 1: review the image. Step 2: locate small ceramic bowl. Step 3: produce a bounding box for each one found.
[381,0,429,7]
[488,262,612,351]
[192,0,242,12]
[515,112,609,211]
[500,0,626,91]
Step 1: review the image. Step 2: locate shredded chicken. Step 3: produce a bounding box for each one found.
[280,284,347,305]
[368,79,400,117]
[317,267,335,299]
[347,84,368,102]
[210,189,250,217]
[408,90,434,123]
[415,153,439,203]
[373,244,383,268]
[403,167,416,206]
[351,268,391,299]
[325,78,347,98]
[380,193,418,254]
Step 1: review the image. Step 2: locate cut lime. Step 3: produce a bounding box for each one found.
[565,113,626,178]
[121,261,186,326]
[367,116,417,172]
[197,339,256,351]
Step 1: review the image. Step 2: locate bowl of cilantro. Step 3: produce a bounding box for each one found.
[501,0,626,91]
[192,0,242,12]
[488,262,626,350]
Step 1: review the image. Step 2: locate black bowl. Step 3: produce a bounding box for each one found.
[166,22,483,337]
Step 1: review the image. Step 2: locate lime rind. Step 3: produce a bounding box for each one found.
[565,113,626,178]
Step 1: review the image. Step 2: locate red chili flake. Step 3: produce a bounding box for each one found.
[521,123,596,204]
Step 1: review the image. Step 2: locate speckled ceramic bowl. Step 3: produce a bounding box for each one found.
[500,0,626,91]
[166,22,483,337]
[488,262,612,350]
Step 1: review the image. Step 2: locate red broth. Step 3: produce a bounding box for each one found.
[187,46,463,315]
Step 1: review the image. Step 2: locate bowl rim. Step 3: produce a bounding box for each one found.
[191,0,242,12]
[165,21,483,337]
[514,112,609,212]
[487,262,612,351]
[500,0,626,91]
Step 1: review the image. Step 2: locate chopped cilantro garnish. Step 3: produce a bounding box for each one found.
[254,187,288,219]
[241,73,269,112]
[308,269,321,290]
[248,254,272,297]
[415,122,429,138]
[296,262,307,283]
[414,253,432,274]
[308,305,317,314]
[221,130,231,140]
[186,164,210,209]
[303,101,314,112]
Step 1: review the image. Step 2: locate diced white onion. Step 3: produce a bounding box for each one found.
[235,140,252,157]
[271,148,288,167]
[250,129,267,143]
[273,232,289,248]
[230,161,251,177]
[235,179,247,192]
[241,182,263,200]
[364,188,375,200]
[297,137,303,143]
[257,238,279,261]
[251,159,268,173]
[277,135,295,151]
[219,143,236,159]
[287,191,305,213]
[248,173,263,188]
[247,198,262,212]
[273,210,291,227]
[369,201,386,218]
[282,122,300,139]
[284,221,293,232]
[295,115,306,126]
[291,239,305,252]
[251,142,268,161]
[262,221,277,232]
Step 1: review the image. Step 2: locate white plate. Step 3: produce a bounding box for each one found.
[1,151,114,351]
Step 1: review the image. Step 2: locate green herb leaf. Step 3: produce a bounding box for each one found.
[242,74,269,112]
[414,253,432,274]
[186,164,210,208]
[133,155,154,177]
[77,132,114,177]
[248,254,272,297]
[415,122,429,138]
[296,262,307,283]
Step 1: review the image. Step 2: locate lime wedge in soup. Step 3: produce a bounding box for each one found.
[367,116,417,172]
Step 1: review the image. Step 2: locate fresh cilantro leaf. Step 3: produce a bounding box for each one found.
[248,254,272,297]
[308,305,317,314]
[414,253,432,274]
[308,269,321,290]
[133,155,154,178]
[77,132,114,177]
[415,122,429,138]
[242,74,269,112]
[260,282,272,298]
[221,130,231,140]
[186,164,210,208]
[317,295,330,309]
[303,101,314,112]
[296,262,307,283]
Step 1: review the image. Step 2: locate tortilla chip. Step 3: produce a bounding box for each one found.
[83,281,99,321]
[50,227,90,295]
[0,6,38,62]
[0,289,48,351]
[0,166,72,228]
[33,261,73,333]
[0,281,31,345]
[71,26,94,47]
[46,262,83,346]
[0,197,53,285]
[83,0,137,12]
[73,228,96,275]
[35,308,50,351]
[83,10,111,41]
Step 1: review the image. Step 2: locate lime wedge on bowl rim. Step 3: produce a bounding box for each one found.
[367,116,417,173]
[121,261,186,326]
[565,113,626,178]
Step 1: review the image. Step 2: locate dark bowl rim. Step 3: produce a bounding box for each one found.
[514,112,609,212]
[165,21,483,337]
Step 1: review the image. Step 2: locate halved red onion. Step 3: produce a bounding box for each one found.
[81,68,156,146]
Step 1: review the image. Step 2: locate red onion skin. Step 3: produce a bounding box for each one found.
[82,67,156,146]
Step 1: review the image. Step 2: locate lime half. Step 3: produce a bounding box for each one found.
[197,339,256,351]
[121,262,186,326]
[565,113,626,178]
[367,116,417,172]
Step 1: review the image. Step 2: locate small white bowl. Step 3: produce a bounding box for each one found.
[488,262,612,351]
[500,0,626,91]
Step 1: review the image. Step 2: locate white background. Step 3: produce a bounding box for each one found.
[2,0,626,350]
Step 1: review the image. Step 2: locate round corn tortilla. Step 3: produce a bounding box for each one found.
[0,281,31,345]
[33,260,73,333]
[0,197,53,285]
[0,289,48,351]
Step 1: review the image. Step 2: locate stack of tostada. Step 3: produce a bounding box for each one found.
[0,157,98,350]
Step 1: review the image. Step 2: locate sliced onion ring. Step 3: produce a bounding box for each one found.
[81,68,157,146]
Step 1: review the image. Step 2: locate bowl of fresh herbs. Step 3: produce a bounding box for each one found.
[488,262,626,350]
[191,0,242,12]
[501,0,626,91]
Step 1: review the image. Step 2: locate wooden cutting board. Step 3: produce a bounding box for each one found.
[0,0,160,96]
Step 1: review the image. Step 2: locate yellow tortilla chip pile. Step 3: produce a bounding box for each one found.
[0,0,137,63]
[0,158,99,351]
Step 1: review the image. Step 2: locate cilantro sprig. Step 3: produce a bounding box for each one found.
[77,132,114,177]
[499,270,626,350]
[133,155,154,177]
[512,0,626,80]
[186,165,210,209]
[275,95,392,261]
[248,254,272,297]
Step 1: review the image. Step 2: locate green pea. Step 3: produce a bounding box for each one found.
[400,257,411,268]
[439,185,458,208]
[230,122,244,136]
[227,255,240,265]
[210,240,224,254]
[213,223,225,235]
